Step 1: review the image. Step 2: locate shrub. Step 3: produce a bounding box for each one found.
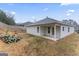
[1,34,21,44]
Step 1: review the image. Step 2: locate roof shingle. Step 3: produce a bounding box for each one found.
[27,17,74,27]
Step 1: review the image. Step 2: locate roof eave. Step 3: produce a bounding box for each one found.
[26,22,74,27]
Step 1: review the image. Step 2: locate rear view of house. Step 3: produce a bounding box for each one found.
[26,17,74,41]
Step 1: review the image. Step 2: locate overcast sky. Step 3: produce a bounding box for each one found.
[0,3,79,23]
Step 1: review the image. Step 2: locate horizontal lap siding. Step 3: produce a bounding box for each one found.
[26,26,40,36]
[60,26,74,38]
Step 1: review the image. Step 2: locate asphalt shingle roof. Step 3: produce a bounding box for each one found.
[27,17,74,27]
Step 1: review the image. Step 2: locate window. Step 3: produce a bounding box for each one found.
[62,27,64,31]
[68,27,70,32]
[52,27,54,35]
[48,27,50,34]
[37,27,39,33]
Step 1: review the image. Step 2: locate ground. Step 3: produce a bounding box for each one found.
[0,26,79,56]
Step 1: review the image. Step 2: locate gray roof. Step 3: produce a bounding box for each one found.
[16,22,33,26]
[27,17,74,27]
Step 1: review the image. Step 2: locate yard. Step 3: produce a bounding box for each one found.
[0,26,79,56]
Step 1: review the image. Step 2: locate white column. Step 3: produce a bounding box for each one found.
[39,26,41,35]
[54,24,56,39]
[60,26,62,38]
[50,26,52,37]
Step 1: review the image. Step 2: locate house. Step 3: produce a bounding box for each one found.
[26,17,75,41]
[62,19,79,32]
[16,22,33,26]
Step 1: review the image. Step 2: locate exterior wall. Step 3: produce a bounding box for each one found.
[26,26,41,36]
[40,26,46,36]
[60,25,74,38]
[56,26,61,39]
[26,25,55,38]
[40,26,55,38]
[26,25,74,40]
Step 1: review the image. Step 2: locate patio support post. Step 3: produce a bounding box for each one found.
[54,24,56,39]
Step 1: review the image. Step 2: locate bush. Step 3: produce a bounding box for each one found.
[1,34,21,44]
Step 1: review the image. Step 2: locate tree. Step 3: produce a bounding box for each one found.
[0,9,15,25]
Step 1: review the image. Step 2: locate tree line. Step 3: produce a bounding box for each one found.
[0,10,15,25]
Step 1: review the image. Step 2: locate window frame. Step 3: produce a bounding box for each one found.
[68,27,70,32]
[37,26,39,33]
[52,27,54,35]
[62,27,64,31]
[48,27,50,34]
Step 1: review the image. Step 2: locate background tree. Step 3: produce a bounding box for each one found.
[0,9,15,25]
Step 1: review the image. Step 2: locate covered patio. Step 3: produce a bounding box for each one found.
[39,24,61,39]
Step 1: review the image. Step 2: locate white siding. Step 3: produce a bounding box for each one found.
[56,26,61,39]
[26,26,41,36]
[60,25,74,38]
[40,27,46,36]
[26,25,74,40]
